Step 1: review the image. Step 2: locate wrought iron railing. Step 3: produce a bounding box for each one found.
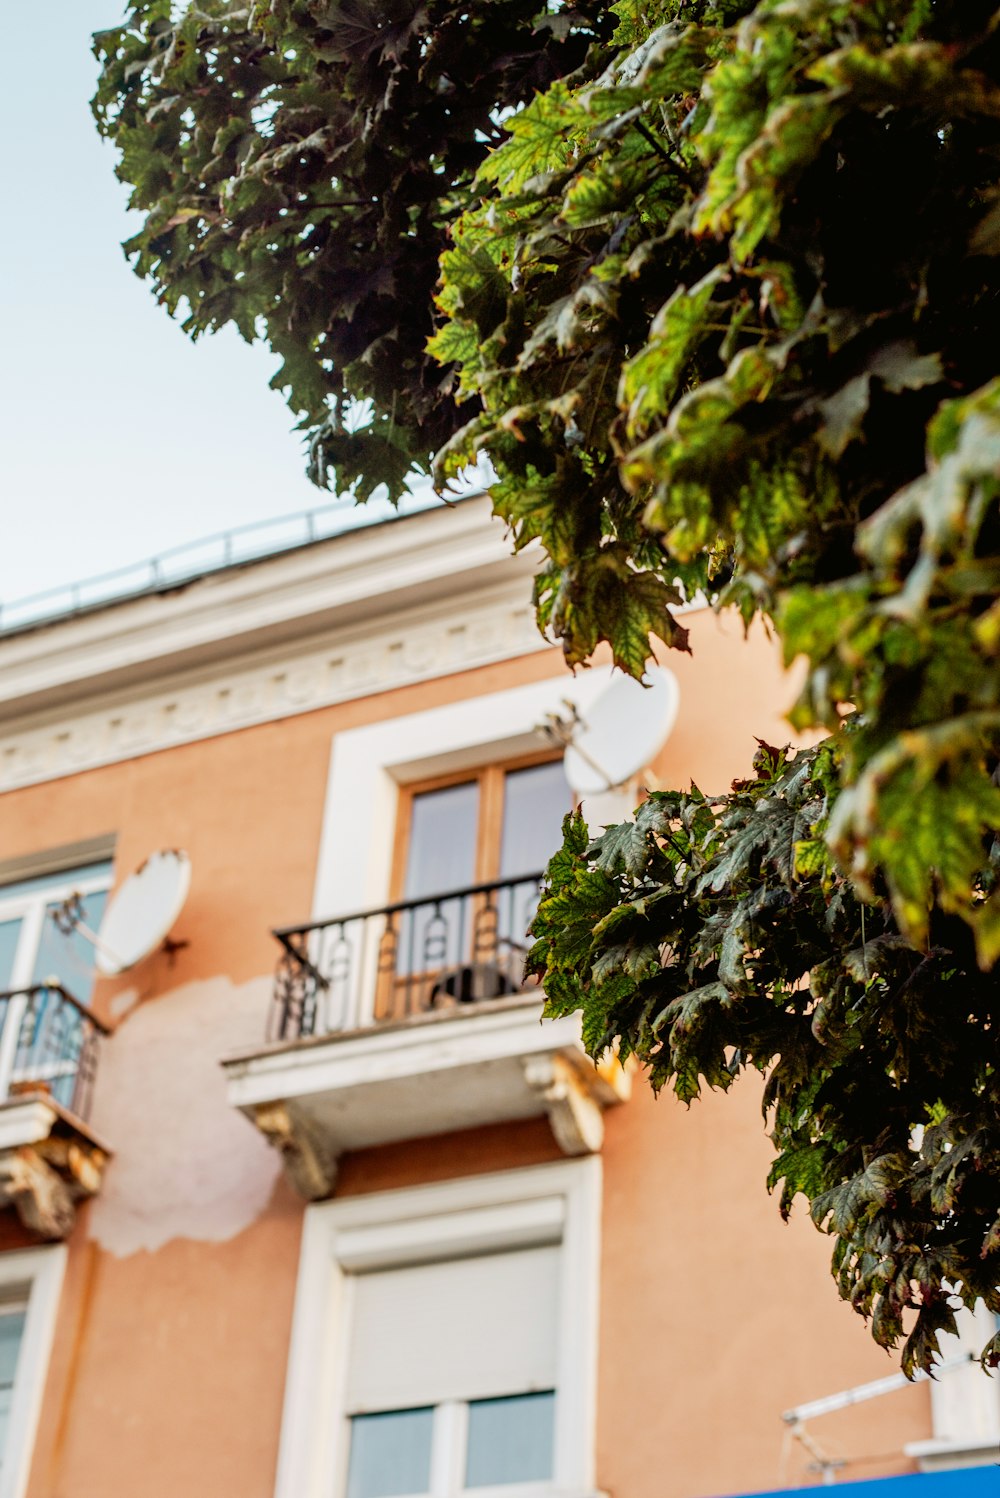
[0,984,109,1121]
[270,874,546,1040]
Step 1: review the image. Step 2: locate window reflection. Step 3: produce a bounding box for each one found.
[500,763,571,880]
[347,1407,434,1498]
[465,1391,556,1488]
[0,862,113,1006]
[0,1302,27,1470]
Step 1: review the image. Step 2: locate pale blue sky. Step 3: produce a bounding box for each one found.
[0,2,438,610]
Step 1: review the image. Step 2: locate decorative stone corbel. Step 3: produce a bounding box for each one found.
[0,1120,110,1240]
[0,1148,76,1239]
[37,1134,109,1198]
[254,1100,339,1200]
[523,1053,607,1156]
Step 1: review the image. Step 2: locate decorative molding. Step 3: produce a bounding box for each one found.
[0,496,519,709]
[226,1004,584,1107]
[0,582,548,792]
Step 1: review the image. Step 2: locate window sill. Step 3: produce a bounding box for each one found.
[459,1488,607,1498]
[904,1436,1000,1472]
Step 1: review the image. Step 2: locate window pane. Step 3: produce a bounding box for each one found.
[465,1391,555,1489]
[0,862,112,907]
[31,889,109,1006]
[404,783,479,899]
[500,764,570,880]
[0,923,22,991]
[396,783,480,986]
[0,1307,27,1471]
[496,764,571,979]
[347,1407,434,1498]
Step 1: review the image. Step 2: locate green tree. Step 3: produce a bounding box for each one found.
[91,0,613,499]
[95,0,1000,1371]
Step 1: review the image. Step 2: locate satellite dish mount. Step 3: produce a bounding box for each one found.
[539,667,680,798]
[52,849,192,977]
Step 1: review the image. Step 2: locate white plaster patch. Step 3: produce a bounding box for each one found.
[88,974,282,1256]
[108,987,140,1021]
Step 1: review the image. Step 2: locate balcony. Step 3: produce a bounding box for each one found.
[223,877,630,1198]
[0,984,111,1238]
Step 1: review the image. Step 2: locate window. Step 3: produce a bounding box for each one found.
[0,861,113,1007]
[906,1301,1000,1471]
[274,1162,601,1498]
[309,670,627,1029]
[380,762,571,1016]
[0,1246,66,1498]
[0,1300,26,1473]
[0,860,113,1107]
[344,1246,559,1498]
[396,760,571,901]
[314,667,624,925]
[345,1393,557,1498]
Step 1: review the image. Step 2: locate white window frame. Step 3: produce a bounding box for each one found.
[274,1160,602,1498]
[0,863,113,1099]
[905,1302,1000,1471]
[0,1245,66,1498]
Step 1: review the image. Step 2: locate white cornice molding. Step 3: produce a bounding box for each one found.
[0,496,531,721]
[0,575,549,792]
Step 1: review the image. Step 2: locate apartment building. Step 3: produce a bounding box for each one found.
[0,495,991,1498]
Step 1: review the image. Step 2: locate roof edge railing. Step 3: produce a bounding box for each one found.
[0,490,450,637]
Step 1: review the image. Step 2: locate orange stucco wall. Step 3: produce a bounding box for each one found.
[0,608,932,1498]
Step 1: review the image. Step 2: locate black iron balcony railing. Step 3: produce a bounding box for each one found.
[0,984,109,1122]
[270,874,546,1041]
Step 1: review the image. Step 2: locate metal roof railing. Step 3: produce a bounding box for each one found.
[0,490,444,637]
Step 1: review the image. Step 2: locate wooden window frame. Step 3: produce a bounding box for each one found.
[390,751,563,902]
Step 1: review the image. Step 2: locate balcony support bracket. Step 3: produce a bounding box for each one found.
[523,1053,606,1157]
[254,1100,338,1201]
[0,1132,109,1241]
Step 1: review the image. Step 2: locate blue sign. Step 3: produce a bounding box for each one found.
[735,1469,999,1497]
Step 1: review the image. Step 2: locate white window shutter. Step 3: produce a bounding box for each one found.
[345,1246,560,1413]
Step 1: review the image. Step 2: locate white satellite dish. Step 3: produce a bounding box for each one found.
[562,666,679,795]
[94,850,191,976]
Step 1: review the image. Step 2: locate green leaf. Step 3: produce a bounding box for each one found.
[619,266,728,439]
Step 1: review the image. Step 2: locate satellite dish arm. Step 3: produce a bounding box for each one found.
[50,898,127,974]
[539,704,617,794]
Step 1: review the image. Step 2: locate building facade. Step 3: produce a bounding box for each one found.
[0,496,991,1498]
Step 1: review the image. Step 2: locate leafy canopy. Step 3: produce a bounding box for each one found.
[96,0,1000,1371]
[428,0,1000,1371]
[92,0,613,500]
